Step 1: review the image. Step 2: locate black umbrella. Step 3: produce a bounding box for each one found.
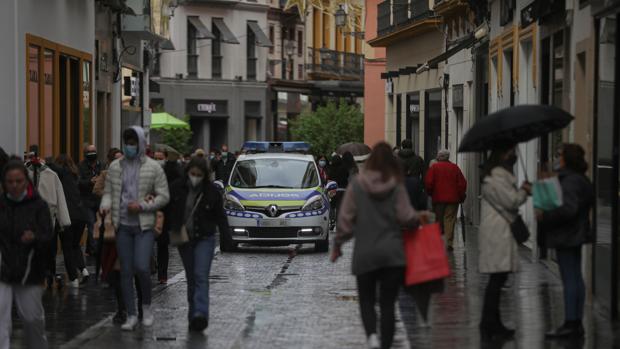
[458,105,574,153]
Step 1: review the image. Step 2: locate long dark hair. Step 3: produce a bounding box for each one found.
[365,142,404,182]
[483,146,514,177]
[55,154,79,176]
[562,143,588,174]
[2,160,31,191]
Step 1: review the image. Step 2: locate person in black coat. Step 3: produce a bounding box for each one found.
[212,145,236,184]
[167,157,228,332]
[52,154,90,286]
[0,160,52,349]
[537,143,594,339]
[78,145,103,255]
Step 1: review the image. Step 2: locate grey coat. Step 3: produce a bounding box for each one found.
[541,169,594,248]
[479,167,528,273]
[336,170,419,276]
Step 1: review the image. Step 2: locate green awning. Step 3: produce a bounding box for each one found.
[150,112,190,130]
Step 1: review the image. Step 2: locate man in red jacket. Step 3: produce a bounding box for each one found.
[425,149,467,250]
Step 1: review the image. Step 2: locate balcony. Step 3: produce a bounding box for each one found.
[433,0,470,16]
[371,0,441,47]
[307,48,364,81]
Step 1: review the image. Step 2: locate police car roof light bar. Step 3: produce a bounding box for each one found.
[242,142,311,154]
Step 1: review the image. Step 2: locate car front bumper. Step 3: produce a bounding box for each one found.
[225,210,330,243]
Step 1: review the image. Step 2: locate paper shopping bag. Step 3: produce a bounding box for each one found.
[404,223,451,286]
[533,177,563,210]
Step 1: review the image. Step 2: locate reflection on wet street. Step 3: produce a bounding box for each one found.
[10,227,620,348]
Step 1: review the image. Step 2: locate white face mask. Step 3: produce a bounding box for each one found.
[189,175,203,188]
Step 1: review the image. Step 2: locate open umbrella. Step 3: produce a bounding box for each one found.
[336,142,371,162]
[458,105,574,153]
[154,143,180,155]
[150,112,190,130]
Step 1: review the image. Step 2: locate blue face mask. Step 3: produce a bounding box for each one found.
[318,160,327,168]
[124,145,138,159]
[7,190,27,203]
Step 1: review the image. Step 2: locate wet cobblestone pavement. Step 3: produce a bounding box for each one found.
[9,227,620,348]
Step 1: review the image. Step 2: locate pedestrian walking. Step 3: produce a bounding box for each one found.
[168,157,228,332]
[100,126,170,331]
[158,150,184,284]
[397,139,426,179]
[478,146,531,340]
[213,144,236,184]
[50,154,91,287]
[424,149,467,250]
[0,160,53,349]
[78,145,103,256]
[537,144,593,338]
[331,142,430,349]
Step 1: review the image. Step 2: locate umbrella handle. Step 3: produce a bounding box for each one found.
[516,147,530,183]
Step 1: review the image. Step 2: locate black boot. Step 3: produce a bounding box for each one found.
[546,321,584,339]
[189,316,208,332]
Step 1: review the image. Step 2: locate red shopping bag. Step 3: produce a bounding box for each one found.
[404,223,451,286]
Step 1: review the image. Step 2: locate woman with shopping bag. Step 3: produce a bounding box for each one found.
[536,144,593,338]
[331,142,431,349]
[478,146,531,341]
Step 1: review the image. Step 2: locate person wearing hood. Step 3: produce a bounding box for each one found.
[537,144,593,338]
[331,142,431,349]
[167,157,228,332]
[0,160,53,349]
[397,139,426,180]
[100,126,170,331]
[478,146,531,340]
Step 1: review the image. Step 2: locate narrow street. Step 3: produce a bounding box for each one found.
[10,228,619,349]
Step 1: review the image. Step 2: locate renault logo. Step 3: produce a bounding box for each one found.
[267,204,279,218]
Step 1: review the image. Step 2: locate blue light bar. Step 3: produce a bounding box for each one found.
[242,142,311,153]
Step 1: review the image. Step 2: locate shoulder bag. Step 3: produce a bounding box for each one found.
[170,193,203,246]
[483,196,530,244]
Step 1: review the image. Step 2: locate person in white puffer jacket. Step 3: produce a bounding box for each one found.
[100,126,169,331]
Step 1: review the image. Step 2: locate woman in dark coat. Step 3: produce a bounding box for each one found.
[52,154,90,287]
[537,143,594,338]
[0,160,52,349]
[168,157,228,332]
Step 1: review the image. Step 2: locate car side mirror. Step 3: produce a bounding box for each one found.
[325,181,338,192]
[213,180,225,191]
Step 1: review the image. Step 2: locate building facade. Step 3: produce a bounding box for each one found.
[364,0,387,146]
[153,0,272,152]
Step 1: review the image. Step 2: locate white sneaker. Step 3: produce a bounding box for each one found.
[121,316,138,331]
[68,279,80,288]
[142,305,154,327]
[367,334,380,349]
[82,268,90,277]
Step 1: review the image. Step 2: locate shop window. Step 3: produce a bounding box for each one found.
[28,45,40,150]
[187,19,198,78]
[297,30,303,56]
[425,90,442,163]
[298,64,303,79]
[247,22,257,80]
[83,61,92,145]
[212,22,222,79]
[500,0,515,26]
[396,94,402,146]
[245,118,260,141]
[406,92,420,154]
[269,26,275,54]
[43,49,54,155]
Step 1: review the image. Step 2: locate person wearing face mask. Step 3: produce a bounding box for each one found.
[316,155,329,184]
[100,126,170,331]
[213,144,236,184]
[167,157,228,332]
[78,145,103,256]
[478,146,531,341]
[536,144,593,339]
[0,160,53,349]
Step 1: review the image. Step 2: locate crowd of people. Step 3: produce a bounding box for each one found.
[0,127,594,348]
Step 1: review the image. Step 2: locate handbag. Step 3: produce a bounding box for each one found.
[170,193,203,246]
[483,197,530,244]
[403,223,451,286]
[533,177,563,210]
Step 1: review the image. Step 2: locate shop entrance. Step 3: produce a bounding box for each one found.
[424,89,442,164]
[59,55,82,161]
[210,119,228,151]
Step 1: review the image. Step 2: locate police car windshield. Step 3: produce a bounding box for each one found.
[230,159,319,189]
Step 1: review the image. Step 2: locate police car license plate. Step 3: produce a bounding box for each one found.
[259,219,289,227]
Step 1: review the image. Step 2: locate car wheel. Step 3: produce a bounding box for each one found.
[220,232,238,253]
[314,234,329,253]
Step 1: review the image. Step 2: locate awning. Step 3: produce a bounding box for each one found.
[188,16,215,40]
[213,18,240,44]
[426,33,476,69]
[247,21,273,47]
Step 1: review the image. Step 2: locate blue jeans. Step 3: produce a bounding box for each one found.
[117,225,154,316]
[178,236,216,320]
[85,207,97,252]
[556,246,585,321]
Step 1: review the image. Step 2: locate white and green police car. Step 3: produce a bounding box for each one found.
[218,142,336,253]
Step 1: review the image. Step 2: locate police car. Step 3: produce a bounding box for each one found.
[218,142,336,253]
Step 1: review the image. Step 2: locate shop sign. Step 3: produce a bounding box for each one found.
[197,102,217,113]
[409,103,420,113]
[453,84,464,108]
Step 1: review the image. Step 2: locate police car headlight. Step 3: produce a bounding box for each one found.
[224,195,245,211]
[302,196,324,211]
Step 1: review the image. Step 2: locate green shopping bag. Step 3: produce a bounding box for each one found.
[533,177,563,210]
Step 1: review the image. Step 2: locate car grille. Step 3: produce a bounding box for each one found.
[246,227,299,239]
[245,207,301,217]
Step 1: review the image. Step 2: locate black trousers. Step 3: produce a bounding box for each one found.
[356,267,404,349]
[480,272,509,327]
[49,222,86,281]
[157,231,170,280]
